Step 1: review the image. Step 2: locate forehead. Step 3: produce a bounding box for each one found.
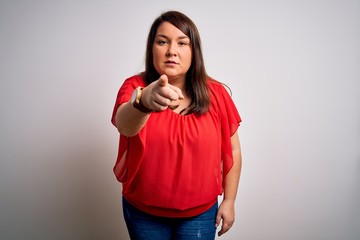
[156,22,189,38]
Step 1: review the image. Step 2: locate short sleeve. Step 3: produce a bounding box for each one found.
[111,75,146,183]
[111,75,145,126]
[209,81,242,182]
[218,84,241,135]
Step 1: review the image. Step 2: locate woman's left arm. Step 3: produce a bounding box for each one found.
[216,131,242,236]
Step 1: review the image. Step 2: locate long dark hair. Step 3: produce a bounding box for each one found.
[141,11,210,115]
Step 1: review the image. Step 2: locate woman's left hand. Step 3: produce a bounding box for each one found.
[215,199,235,236]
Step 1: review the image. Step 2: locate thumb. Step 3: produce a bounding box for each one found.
[158,74,168,86]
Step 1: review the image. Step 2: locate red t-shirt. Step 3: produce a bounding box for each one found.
[111,75,241,217]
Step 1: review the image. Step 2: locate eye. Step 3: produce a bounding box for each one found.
[157,39,168,45]
[179,41,189,46]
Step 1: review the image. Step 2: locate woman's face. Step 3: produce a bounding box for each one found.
[152,22,192,82]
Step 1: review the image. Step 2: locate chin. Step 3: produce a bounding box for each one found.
[164,70,181,77]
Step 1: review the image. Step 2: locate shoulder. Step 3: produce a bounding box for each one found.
[117,74,146,97]
[122,74,146,87]
[207,77,231,96]
[206,77,236,112]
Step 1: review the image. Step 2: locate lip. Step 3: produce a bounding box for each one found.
[164,60,178,65]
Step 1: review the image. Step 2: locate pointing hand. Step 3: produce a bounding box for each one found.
[141,75,184,112]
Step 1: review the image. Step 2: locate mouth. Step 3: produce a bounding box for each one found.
[164,60,178,64]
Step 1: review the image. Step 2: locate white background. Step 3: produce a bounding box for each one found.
[1,0,359,239]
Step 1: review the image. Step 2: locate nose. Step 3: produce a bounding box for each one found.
[166,42,177,56]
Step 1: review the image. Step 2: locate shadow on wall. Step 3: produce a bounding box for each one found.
[1,130,129,240]
[41,140,129,239]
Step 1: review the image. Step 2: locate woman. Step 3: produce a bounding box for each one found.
[111,10,242,239]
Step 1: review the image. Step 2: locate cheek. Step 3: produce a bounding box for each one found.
[152,51,159,67]
[152,47,162,63]
[184,50,192,66]
[152,48,163,73]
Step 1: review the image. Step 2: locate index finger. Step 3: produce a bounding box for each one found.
[218,221,232,236]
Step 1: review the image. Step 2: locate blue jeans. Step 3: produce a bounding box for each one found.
[122,197,218,240]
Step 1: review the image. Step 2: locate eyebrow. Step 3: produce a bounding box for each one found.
[155,34,189,40]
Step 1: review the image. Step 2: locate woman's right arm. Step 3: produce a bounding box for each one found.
[115,75,183,137]
[114,101,151,137]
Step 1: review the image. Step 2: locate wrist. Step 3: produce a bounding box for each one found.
[139,86,151,110]
[223,197,236,203]
[131,87,152,113]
